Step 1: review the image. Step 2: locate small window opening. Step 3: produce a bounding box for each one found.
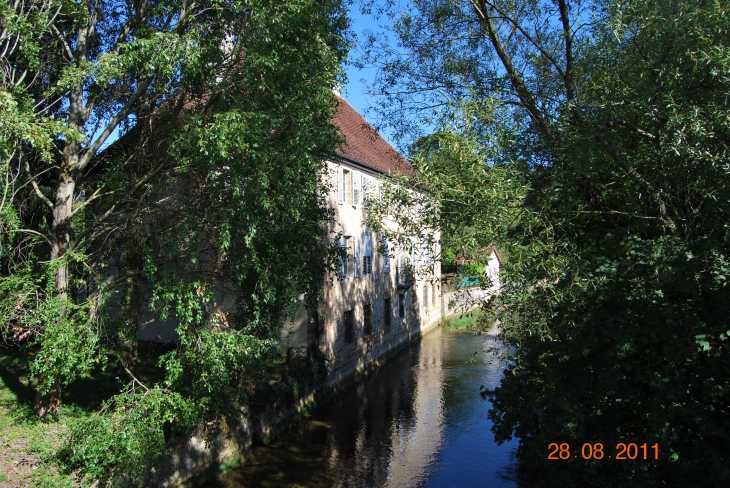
[364,304,372,336]
[384,297,391,330]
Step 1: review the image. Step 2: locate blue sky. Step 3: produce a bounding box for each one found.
[341,3,398,148]
[102,6,400,153]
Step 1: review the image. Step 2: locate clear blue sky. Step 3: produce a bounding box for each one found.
[341,3,399,148]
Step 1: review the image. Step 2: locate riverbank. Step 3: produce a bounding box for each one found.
[442,309,488,332]
[205,325,518,488]
[0,316,483,487]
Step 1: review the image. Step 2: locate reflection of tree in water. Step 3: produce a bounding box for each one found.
[440,331,505,430]
[208,329,518,488]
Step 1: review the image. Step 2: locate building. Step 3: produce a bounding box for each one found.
[282,97,444,387]
[128,95,445,385]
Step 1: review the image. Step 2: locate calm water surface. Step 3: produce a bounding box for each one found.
[208,326,519,488]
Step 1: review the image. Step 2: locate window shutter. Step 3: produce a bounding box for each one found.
[421,238,431,266]
[397,252,408,286]
[354,236,361,277]
[337,166,345,203]
[383,238,390,273]
[411,238,418,269]
[363,234,373,275]
[353,171,361,205]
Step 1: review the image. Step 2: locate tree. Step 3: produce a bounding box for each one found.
[2,0,349,482]
[361,0,730,485]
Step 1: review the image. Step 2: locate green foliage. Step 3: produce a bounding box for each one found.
[363,0,730,485]
[58,388,196,485]
[0,394,75,487]
[461,262,482,277]
[442,310,488,332]
[3,0,350,482]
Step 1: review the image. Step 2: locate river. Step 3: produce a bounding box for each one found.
[206,326,520,488]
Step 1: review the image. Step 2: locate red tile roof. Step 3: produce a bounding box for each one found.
[333,96,411,174]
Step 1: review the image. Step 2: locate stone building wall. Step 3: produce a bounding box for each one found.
[318,159,443,389]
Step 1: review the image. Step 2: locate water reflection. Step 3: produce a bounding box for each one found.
[207,327,518,488]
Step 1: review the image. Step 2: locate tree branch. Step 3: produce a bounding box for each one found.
[606,119,657,141]
[6,228,53,245]
[69,158,170,251]
[77,77,154,171]
[486,1,565,80]
[124,366,149,393]
[593,131,676,231]
[557,0,574,102]
[48,24,74,61]
[70,186,113,216]
[471,0,552,139]
[23,159,53,209]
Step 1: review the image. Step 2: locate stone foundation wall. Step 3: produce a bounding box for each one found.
[153,407,252,488]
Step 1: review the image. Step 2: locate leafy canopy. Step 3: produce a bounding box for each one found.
[361,0,730,485]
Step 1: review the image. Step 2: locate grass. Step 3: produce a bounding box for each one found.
[442,309,488,332]
[0,344,169,488]
[0,349,84,487]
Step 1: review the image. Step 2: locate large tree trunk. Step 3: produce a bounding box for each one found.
[33,375,61,418]
[51,170,75,298]
[34,152,76,417]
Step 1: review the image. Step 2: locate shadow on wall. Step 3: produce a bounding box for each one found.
[318,263,444,391]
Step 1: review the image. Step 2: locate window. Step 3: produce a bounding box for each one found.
[343,310,354,344]
[423,285,429,309]
[338,167,360,205]
[397,254,412,287]
[363,304,372,336]
[398,293,405,319]
[363,255,372,275]
[384,297,391,330]
[432,284,437,307]
[362,233,373,276]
